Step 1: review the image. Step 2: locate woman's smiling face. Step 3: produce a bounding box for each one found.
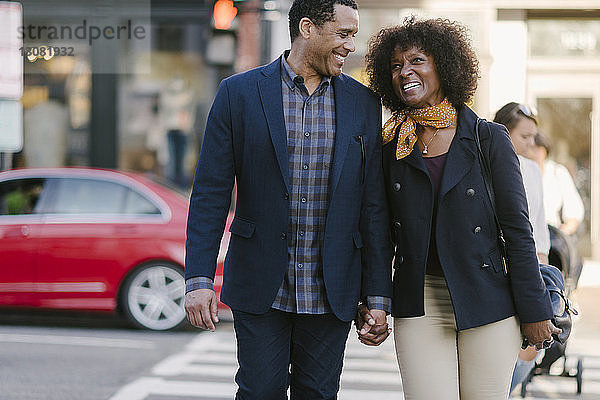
[391,46,444,108]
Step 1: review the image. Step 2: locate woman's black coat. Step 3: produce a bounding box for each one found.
[383,105,553,330]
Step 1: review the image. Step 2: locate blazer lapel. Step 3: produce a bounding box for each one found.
[258,59,290,193]
[329,75,356,197]
[438,107,477,198]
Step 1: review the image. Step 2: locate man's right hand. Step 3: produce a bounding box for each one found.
[185,288,219,331]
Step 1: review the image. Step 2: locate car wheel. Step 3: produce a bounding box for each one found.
[121,262,186,330]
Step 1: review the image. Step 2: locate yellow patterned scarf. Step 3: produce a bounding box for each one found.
[382,98,457,160]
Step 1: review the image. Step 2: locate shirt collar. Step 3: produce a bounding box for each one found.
[280,51,331,93]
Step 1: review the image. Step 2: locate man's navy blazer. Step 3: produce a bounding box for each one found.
[383,106,553,330]
[185,58,393,322]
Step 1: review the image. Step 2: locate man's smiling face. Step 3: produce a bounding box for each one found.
[305,4,359,77]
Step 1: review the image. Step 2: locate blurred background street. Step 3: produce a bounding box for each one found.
[1,0,600,399]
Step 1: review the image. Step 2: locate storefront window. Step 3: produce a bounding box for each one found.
[13,1,215,190]
[118,22,214,189]
[529,19,600,58]
[21,43,90,168]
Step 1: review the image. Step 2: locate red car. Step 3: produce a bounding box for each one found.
[0,168,229,330]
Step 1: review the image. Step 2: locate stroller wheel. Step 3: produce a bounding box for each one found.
[576,359,583,394]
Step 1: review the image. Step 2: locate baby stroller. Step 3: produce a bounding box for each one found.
[520,225,583,397]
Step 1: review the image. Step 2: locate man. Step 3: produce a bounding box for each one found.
[184,0,392,398]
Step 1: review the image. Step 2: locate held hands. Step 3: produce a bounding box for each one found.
[185,288,219,331]
[521,319,562,351]
[355,303,391,346]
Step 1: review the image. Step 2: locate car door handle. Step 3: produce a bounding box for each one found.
[21,226,30,237]
[115,225,137,234]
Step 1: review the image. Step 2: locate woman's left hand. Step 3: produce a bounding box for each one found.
[521,320,562,350]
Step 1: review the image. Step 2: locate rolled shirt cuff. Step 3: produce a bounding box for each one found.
[366,296,392,314]
[185,277,214,293]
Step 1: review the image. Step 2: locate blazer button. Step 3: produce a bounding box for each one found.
[466,188,475,197]
[280,232,287,240]
[394,221,402,229]
[284,193,289,200]
[481,263,489,269]
[398,255,404,264]
[473,226,481,234]
[393,182,402,192]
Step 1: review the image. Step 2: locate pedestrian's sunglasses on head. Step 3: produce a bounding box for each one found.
[509,103,536,121]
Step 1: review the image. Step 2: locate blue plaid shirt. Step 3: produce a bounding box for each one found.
[272,54,335,313]
[186,53,390,314]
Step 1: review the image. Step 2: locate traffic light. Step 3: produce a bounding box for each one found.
[213,0,238,30]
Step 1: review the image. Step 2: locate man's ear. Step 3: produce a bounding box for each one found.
[298,17,313,39]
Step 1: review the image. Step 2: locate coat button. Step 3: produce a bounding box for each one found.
[473,226,481,234]
[280,232,286,240]
[481,263,489,269]
[466,188,475,197]
[393,182,402,192]
[394,221,402,229]
[284,193,289,200]
[398,255,404,264]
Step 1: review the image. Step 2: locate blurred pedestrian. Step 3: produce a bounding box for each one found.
[184,0,392,398]
[532,132,584,236]
[158,77,195,188]
[360,17,557,400]
[493,103,550,264]
[493,103,551,393]
[23,84,68,167]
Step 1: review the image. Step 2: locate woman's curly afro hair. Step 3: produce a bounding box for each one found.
[365,16,480,112]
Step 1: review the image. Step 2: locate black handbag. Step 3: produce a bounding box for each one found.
[474,118,577,344]
[474,118,509,276]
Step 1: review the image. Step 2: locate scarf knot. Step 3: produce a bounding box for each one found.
[382,98,457,159]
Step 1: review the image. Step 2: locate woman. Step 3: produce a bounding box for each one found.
[493,104,551,393]
[493,103,550,264]
[361,17,558,399]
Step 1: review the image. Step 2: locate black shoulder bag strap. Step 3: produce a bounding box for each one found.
[474,118,509,276]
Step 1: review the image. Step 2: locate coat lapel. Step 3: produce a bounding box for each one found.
[438,106,477,198]
[400,142,429,176]
[258,59,290,193]
[329,75,356,197]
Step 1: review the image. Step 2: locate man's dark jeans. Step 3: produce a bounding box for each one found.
[232,308,351,400]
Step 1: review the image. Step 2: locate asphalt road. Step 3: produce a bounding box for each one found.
[0,310,199,400]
